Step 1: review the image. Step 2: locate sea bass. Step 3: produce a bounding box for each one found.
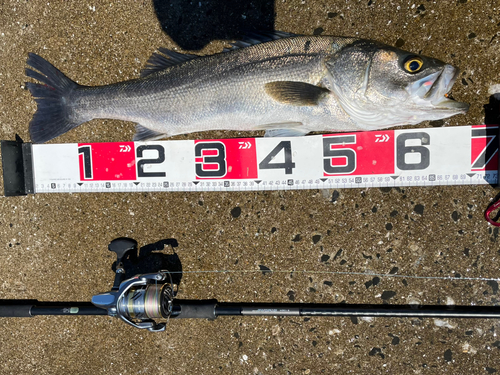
[26,33,468,143]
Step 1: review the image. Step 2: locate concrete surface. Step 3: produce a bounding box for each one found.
[0,0,500,374]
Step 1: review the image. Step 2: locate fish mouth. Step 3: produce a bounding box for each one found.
[408,65,469,113]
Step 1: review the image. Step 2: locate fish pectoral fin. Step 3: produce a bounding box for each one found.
[265,81,330,106]
[133,125,167,141]
[264,128,310,137]
[256,122,309,137]
[141,48,198,77]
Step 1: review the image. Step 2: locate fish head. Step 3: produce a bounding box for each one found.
[325,40,469,129]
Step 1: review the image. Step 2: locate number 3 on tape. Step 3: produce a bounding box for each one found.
[0,125,498,195]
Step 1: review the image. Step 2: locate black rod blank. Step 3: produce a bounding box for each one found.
[215,303,500,319]
[170,300,500,320]
[0,301,107,317]
[31,305,108,316]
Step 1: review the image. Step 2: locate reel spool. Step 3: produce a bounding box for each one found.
[117,282,175,323]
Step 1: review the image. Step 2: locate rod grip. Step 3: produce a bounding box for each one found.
[0,304,33,317]
[175,300,217,319]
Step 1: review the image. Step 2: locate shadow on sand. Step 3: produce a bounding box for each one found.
[152,0,275,50]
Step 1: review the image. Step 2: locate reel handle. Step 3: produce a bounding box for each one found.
[108,238,137,260]
[108,238,137,290]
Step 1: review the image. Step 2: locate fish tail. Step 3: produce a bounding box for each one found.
[25,53,82,143]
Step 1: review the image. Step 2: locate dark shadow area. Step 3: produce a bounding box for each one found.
[484,94,500,125]
[112,237,183,286]
[152,0,275,50]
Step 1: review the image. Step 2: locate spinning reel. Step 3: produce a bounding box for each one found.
[91,238,178,332]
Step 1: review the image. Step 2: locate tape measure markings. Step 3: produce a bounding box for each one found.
[1,125,498,195]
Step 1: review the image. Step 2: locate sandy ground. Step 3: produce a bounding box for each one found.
[0,0,500,374]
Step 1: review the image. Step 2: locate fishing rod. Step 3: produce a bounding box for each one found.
[1,238,500,332]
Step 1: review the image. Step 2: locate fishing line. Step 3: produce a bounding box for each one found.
[169,269,500,283]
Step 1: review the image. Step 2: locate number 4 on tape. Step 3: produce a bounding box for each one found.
[1,125,498,195]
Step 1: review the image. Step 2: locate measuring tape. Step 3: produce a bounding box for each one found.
[1,125,498,196]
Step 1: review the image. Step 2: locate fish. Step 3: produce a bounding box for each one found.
[25,32,469,143]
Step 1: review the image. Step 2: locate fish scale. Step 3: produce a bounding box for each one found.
[25,34,468,143]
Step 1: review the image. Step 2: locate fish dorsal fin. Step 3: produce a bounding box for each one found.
[133,124,167,141]
[223,30,298,52]
[141,31,298,76]
[141,48,198,77]
[265,81,330,106]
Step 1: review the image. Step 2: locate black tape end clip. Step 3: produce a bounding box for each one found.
[1,135,34,197]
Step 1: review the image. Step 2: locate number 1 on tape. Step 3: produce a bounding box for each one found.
[1,125,498,195]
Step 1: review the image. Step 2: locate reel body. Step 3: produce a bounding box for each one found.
[92,272,175,332]
[91,238,176,332]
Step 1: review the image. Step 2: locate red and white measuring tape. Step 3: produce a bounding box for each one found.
[1,125,497,196]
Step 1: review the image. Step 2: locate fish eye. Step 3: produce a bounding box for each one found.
[403,56,424,73]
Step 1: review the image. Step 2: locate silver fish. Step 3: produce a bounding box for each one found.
[26,33,468,143]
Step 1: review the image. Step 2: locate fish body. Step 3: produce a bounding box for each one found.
[26,34,468,143]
